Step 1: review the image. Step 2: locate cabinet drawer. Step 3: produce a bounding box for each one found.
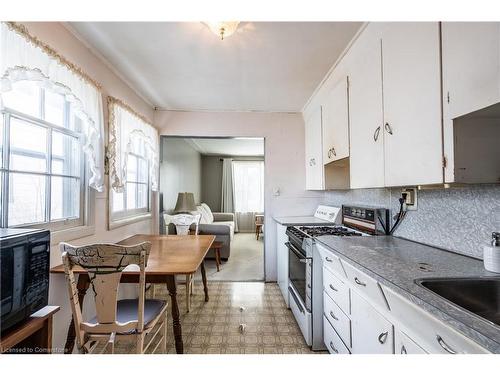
[343,260,390,311]
[324,292,351,347]
[351,291,394,354]
[395,329,427,354]
[317,244,347,280]
[323,316,350,354]
[382,285,490,354]
[323,266,350,314]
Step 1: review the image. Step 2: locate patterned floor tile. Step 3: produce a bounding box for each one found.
[112,281,319,354]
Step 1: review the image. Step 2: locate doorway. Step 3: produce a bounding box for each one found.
[159,136,265,281]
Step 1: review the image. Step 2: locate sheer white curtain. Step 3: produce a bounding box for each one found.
[220,158,238,232]
[0,22,105,191]
[107,98,159,193]
[232,160,264,232]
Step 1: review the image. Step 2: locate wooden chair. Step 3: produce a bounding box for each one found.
[163,213,201,313]
[255,214,264,240]
[61,241,168,354]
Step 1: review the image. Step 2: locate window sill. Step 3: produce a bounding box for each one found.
[50,224,96,245]
[108,212,152,231]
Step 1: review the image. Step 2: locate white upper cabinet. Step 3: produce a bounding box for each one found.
[321,76,350,165]
[441,22,500,182]
[304,107,324,190]
[442,22,500,119]
[347,24,385,188]
[381,22,443,186]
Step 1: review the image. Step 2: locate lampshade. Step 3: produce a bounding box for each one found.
[174,192,196,213]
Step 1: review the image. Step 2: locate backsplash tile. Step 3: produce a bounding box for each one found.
[322,185,500,259]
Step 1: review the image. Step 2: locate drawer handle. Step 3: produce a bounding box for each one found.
[329,311,339,321]
[436,335,457,354]
[354,277,366,286]
[401,345,407,354]
[329,341,338,354]
[378,331,388,344]
[325,257,333,263]
[329,284,338,292]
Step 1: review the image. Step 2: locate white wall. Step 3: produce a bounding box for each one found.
[18,22,157,351]
[160,138,202,213]
[154,110,324,281]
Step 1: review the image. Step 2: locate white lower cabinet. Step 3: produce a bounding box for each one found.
[324,316,350,354]
[320,249,492,354]
[351,291,394,354]
[276,223,289,307]
[395,329,427,354]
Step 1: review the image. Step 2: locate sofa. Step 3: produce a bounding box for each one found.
[166,203,235,260]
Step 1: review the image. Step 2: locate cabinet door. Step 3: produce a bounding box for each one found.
[347,24,385,188]
[381,22,443,186]
[304,107,324,190]
[351,291,394,354]
[395,329,427,354]
[276,223,289,306]
[322,77,349,165]
[441,22,500,182]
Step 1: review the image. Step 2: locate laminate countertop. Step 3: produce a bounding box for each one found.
[273,216,337,226]
[315,235,500,353]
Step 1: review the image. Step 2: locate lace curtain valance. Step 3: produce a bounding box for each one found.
[107,97,159,193]
[0,22,105,191]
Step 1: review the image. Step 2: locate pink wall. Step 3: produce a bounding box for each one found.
[18,22,157,351]
[154,110,324,281]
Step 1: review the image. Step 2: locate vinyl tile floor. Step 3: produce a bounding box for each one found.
[114,282,318,354]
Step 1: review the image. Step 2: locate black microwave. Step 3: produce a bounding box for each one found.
[1,228,50,335]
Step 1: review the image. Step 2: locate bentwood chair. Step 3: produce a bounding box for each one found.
[61,241,168,354]
[255,214,264,240]
[163,213,202,312]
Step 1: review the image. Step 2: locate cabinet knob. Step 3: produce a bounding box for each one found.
[329,341,339,353]
[384,122,394,135]
[436,335,457,354]
[373,126,381,142]
[378,331,388,344]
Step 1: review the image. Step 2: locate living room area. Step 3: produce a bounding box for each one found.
[159,136,265,281]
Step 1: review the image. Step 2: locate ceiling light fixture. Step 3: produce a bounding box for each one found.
[204,22,240,40]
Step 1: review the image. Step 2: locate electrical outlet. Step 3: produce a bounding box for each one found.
[401,187,417,211]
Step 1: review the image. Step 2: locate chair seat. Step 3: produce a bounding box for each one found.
[88,299,167,329]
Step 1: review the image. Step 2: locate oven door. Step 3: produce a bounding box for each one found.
[287,241,310,309]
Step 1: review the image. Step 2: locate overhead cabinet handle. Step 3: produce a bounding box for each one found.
[436,335,457,354]
[373,126,381,141]
[332,147,336,156]
[384,122,393,135]
[401,345,407,354]
[325,257,334,263]
[329,284,338,292]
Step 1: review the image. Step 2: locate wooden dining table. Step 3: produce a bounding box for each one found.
[50,234,215,354]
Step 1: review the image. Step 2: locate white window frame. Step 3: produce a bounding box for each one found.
[108,152,152,229]
[0,87,89,232]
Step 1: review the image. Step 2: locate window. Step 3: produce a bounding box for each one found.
[107,97,158,225]
[233,160,264,213]
[111,152,150,219]
[0,81,85,229]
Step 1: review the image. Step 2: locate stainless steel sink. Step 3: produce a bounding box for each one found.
[417,277,500,326]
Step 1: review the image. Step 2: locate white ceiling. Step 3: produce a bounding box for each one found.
[67,22,362,112]
[185,138,264,156]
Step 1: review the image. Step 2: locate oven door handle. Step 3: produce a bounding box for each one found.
[288,286,305,314]
[286,242,309,262]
